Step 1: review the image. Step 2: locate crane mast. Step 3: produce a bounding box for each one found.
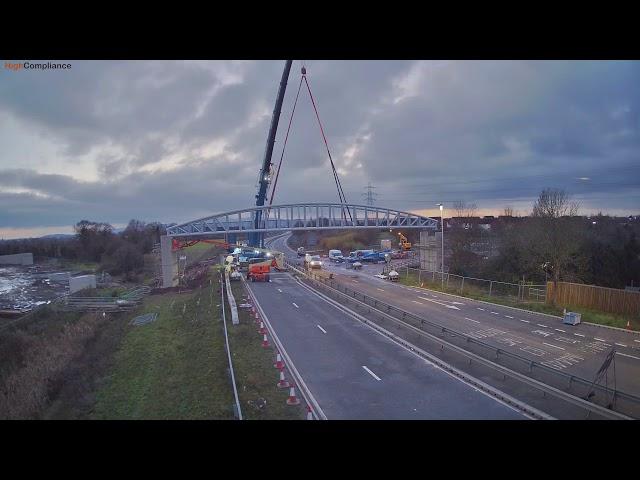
[249,60,293,247]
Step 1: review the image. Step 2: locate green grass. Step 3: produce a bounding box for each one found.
[227,281,305,420]
[57,260,100,272]
[398,270,639,330]
[92,272,235,419]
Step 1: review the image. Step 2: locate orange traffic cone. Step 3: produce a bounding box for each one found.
[306,405,313,420]
[277,371,289,389]
[286,385,300,406]
[261,333,269,348]
[259,321,266,334]
[626,320,632,330]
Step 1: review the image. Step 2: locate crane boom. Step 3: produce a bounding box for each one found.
[249,60,293,247]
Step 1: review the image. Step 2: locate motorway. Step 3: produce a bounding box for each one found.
[266,234,640,400]
[247,271,526,419]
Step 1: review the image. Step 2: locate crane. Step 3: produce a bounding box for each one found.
[248,60,293,247]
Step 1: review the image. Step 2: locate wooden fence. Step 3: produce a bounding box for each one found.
[547,281,640,317]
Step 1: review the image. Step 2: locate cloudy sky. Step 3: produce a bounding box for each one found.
[0,60,638,239]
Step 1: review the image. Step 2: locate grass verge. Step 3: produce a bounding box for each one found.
[226,279,305,420]
[92,269,234,419]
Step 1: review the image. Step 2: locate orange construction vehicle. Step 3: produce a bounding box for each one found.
[398,232,411,251]
[248,262,271,282]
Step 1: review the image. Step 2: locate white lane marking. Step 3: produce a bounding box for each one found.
[362,365,381,381]
[617,352,640,360]
[464,317,480,323]
[412,300,424,305]
[520,319,530,323]
[537,324,549,328]
[543,342,565,351]
[615,343,628,347]
[477,307,485,311]
[277,288,283,293]
[574,333,585,337]
[292,303,299,308]
[555,329,566,333]
[417,296,460,310]
[635,340,640,343]
[352,280,359,283]
[594,338,606,342]
[376,288,385,292]
[505,315,514,319]
[491,312,500,315]
[317,325,327,334]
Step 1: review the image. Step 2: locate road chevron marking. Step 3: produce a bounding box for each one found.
[543,342,565,350]
[417,296,460,310]
[362,365,381,381]
[317,325,327,334]
[292,302,299,308]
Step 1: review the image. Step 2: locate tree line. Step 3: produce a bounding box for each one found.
[0,220,166,280]
[447,189,640,289]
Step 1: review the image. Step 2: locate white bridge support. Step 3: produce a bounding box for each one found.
[160,235,179,288]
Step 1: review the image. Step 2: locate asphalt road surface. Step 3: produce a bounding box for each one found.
[265,233,640,398]
[247,271,526,419]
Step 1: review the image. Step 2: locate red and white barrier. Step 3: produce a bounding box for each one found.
[261,333,269,348]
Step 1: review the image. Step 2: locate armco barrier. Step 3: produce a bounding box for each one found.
[286,260,639,419]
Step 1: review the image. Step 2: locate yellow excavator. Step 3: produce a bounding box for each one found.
[398,232,411,251]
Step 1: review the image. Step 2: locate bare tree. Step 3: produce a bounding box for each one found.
[532,188,580,218]
[503,205,514,217]
[453,200,478,218]
[528,189,585,301]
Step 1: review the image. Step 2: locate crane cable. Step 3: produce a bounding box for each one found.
[268,74,304,207]
[267,63,353,222]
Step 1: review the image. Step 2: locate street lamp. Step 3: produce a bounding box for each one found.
[437,203,444,289]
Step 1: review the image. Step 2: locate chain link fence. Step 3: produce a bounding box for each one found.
[402,267,546,304]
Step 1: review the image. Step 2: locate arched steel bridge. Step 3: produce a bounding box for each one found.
[166,203,438,238]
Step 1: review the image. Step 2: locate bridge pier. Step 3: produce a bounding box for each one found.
[160,235,179,288]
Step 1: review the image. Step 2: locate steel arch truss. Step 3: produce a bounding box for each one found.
[166,203,438,238]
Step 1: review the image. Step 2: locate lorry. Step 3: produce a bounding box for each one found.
[248,263,270,282]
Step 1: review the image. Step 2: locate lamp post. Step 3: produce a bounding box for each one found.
[437,203,444,289]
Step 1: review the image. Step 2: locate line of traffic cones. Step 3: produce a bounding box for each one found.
[259,321,267,334]
[261,333,269,348]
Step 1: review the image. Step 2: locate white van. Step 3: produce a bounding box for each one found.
[328,249,344,262]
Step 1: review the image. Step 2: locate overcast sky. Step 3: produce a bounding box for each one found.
[0,60,638,239]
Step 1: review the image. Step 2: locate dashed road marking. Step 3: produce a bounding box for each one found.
[574,333,585,337]
[537,324,549,328]
[464,317,480,323]
[491,312,500,315]
[317,325,327,334]
[412,300,424,305]
[555,329,566,333]
[362,366,381,381]
[594,338,606,342]
[352,280,359,283]
[376,288,385,292]
[505,315,514,319]
[615,343,627,347]
[292,303,299,308]
[418,296,460,310]
[277,288,283,293]
[520,319,530,323]
[477,307,485,311]
[543,342,565,350]
[617,352,640,360]
[635,340,640,344]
